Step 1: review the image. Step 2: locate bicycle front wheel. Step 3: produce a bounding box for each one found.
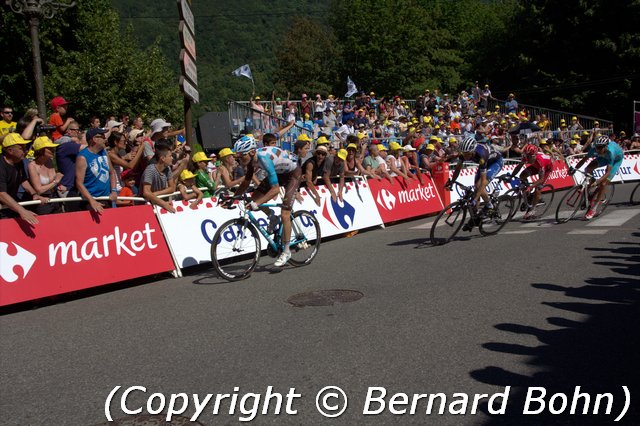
[211,218,261,281]
[430,202,467,245]
[288,210,321,266]
[594,183,615,216]
[533,184,555,218]
[555,186,583,223]
[479,194,514,236]
[500,188,521,220]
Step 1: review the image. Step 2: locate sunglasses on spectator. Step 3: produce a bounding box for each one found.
[69,127,80,131]
[2,111,12,115]
[316,151,327,156]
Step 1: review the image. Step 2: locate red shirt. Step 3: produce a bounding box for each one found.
[48,113,64,140]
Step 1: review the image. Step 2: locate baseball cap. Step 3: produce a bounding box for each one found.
[403,144,416,152]
[32,136,58,151]
[50,96,69,110]
[297,134,311,142]
[192,152,213,163]
[315,145,328,153]
[377,144,388,151]
[255,96,261,100]
[128,129,145,142]
[86,127,108,142]
[346,143,357,150]
[150,119,171,137]
[2,133,30,148]
[389,141,402,151]
[218,148,234,159]
[426,144,435,150]
[336,149,348,161]
[316,136,330,145]
[180,169,196,181]
[106,120,123,129]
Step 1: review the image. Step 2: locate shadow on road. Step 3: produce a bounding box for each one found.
[471,232,640,425]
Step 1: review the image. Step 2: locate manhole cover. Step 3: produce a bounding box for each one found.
[95,415,202,425]
[286,289,363,307]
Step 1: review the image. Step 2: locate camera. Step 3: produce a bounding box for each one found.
[34,123,57,136]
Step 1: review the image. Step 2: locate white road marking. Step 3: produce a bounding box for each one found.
[567,229,609,235]
[519,216,555,227]
[410,221,435,230]
[502,230,537,234]
[587,209,640,227]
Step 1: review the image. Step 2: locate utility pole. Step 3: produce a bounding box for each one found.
[6,0,76,119]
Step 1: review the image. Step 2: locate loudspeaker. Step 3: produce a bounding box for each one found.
[196,112,232,150]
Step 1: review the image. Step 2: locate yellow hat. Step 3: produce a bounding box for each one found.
[2,133,30,148]
[32,136,58,151]
[594,121,600,126]
[500,120,507,124]
[218,147,234,158]
[572,134,580,140]
[337,149,348,161]
[346,143,357,150]
[570,140,578,145]
[377,144,387,151]
[540,138,548,145]
[297,133,311,142]
[485,112,492,116]
[560,118,566,122]
[495,105,500,109]
[572,116,578,121]
[582,131,590,136]
[180,169,196,180]
[254,96,261,100]
[449,137,457,143]
[426,144,435,150]
[389,141,402,151]
[316,136,330,145]
[192,151,213,163]
[434,125,440,129]
[430,135,439,141]
[357,132,367,140]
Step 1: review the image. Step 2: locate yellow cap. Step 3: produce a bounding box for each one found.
[297,133,311,142]
[337,149,348,161]
[389,141,402,151]
[572,134,580,139]
[495,105,500,109]
[346,143,357,150]
[192,151,213,163]
[572,116,578,121]
[540,138,548,145]
[449,137,457,143]
[180,169,196,180]
[426,144,435,150]
[377,144,387,151]
[218,147,234,158]
[582,131,590,136]
[570,140,578,145]
[2,133,30,148]
[32,136,58,151]
[316,136,330,145]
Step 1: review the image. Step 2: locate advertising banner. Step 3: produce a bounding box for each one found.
[367,175,444,223]
[0,206,175,307]
[156,180,383,269]
[569,152,640,184]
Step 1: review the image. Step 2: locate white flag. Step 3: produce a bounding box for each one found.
[232,64,253,81]
[345,76,358,98]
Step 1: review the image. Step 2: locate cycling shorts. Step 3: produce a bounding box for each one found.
[475,157,503,183]
[253,167,302,211]
[594,156,623,181]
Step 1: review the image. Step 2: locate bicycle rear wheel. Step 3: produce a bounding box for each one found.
[555,186,583,223]
[500,188,521,220]
[430,202,467,245]
[532,184,555,218]
[479,194,514,236]
[288,210,321,266]
[593,183,615,216]
[211,218,261,281]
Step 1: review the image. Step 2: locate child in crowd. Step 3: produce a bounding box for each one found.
[117,173,138,207]
[177,169,203,209]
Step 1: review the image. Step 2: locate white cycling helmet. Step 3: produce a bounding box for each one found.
[233,135,257,153]
[594,135,609,147]
[460,137,477,153]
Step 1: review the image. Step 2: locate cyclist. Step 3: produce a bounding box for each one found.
[569,135,623,220]
[447,136,504,230]
[509,143,553,219]
[232,135,305,267]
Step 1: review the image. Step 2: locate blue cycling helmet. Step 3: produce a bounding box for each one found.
[233,135,257,153]
[594,135,609,147]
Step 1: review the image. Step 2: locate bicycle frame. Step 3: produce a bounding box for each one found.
[565,169,595,211]
[238,202,310,253]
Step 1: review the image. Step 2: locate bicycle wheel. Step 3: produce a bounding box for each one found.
[430,202,467,245]
[532,184,555,218]
[593,183,615,216]
[555,186,584,223]
[288,210,321,266]
[631,183,640,205]
[211,218,261,281]
[479,194,514,236]
[500,188,521,220]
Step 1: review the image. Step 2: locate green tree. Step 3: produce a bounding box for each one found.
[274,17,341,96]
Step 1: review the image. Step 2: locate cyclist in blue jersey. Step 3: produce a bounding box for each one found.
[570,135,623,220]
[447,137,504,231]
[233,135,309,267]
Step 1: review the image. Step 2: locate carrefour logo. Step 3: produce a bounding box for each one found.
[322,197,356,229]
[0,242,36,283]
[376,189,397,211]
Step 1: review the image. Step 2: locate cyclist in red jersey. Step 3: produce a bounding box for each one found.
[510,144,553,219]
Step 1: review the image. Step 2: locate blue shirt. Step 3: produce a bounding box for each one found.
[78,148,111,197]
[587,140,624,166]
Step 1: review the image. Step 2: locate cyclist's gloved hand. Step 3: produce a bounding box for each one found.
[444,179,452,190]
[247,201,260,211]
[568,166,576,176]
[510,177,521,187]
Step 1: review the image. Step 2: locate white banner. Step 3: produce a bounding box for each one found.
[155,180,383,269]
[569,152,640,184]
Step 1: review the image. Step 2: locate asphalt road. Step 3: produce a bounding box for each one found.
[1,184,639,426]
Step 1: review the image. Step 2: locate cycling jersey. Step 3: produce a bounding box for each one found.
[586,140,624,181]
[525,152,553,174]
[461,144,502,172]
[254,147,299,186]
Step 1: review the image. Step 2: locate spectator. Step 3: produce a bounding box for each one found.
[48,96,74,141]
[28,136,63,215]
[334,118,355,147]
[630,134,640,150]
[0,133,46,224]
[300,93,311,118]
[250,94,265,131]
[314,94,326,123]
[117,174,137,207]
[387,142,413,180]
[505,93,518,114]
[16,109,44,141]
[76,127,118,213]
[107,131,144,191]
[140,144,177,213]
[480,84,492,109]
[176,169,203,209]
[344,143,373,179]
[0,105,17,148]
[89,116,101,129]
[217,148,244,189]
[569,116,583,131]
[55,120,86,211]
[402,145,424,184]
[322,147,346,202]
[362,143,389,182]
[341,100,354,124]
[192,151,217,196]
[302,144,329,206]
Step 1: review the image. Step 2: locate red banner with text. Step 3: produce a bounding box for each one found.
[0,205,175,307]
[368,175,444,223]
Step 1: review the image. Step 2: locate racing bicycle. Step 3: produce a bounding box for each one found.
[555,168,615,223]
[430,180,514,245]
[496,175,555,221]
[211,193,321,281]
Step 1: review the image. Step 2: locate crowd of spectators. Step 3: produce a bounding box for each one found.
[1,86,638,224]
